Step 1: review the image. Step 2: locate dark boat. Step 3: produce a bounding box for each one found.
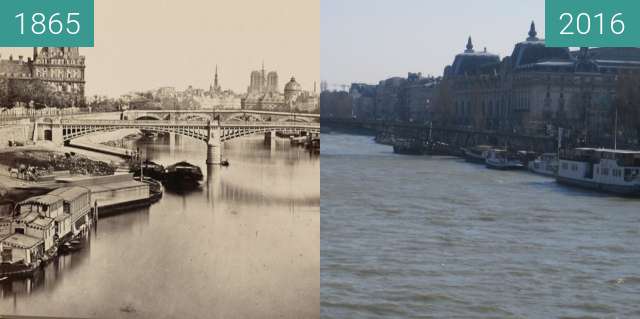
[393,138,424,155]
[220,159,230,167]
[59,239,85,254]
[130,160,166,180]
[141,130,159,140]
[305,138,320,154]
[164,161,203,189]
[424,141,452,156]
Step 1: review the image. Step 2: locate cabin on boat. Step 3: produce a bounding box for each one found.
[0,233,44,265]
[558,148,640,185]
[12,195,62,252]
[0,217,11,238]
[57,174,149,211]
[48,187,91,236]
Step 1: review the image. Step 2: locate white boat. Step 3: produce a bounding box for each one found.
[528,153,558,177]
[485,149,525,170]
[556,148,640,196]
[463,145,493,164]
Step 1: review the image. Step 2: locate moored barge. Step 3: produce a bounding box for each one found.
[557,148,640,196]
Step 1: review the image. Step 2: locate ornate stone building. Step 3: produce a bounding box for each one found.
[0,47,85,107]
[242,65,318,112]
[442,22,640,145]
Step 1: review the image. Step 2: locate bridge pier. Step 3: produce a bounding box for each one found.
[207,125,222,165]
[270,130,276,150]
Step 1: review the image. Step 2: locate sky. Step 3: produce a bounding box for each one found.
[321,0,544,89]
[0,0,320,97]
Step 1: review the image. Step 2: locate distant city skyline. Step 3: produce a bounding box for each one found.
[321,0,544,87]
[0,0,319,97]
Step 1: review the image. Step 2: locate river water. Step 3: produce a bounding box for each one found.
[0,135,319,318]
[321,133,640,319]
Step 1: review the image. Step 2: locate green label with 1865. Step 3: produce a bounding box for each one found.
[0,0,94,47]
[546,0,639,47]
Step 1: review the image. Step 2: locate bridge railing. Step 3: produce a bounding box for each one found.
[59,119,319,129]
[124,109,320,118]
[1,107,91,121]
[61,119,211,126]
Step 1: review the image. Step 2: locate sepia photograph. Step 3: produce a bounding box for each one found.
[0,0,319,318]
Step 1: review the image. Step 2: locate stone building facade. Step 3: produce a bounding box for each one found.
[347,73,439,122]
[0,47,85,107]
[442,22,640,145]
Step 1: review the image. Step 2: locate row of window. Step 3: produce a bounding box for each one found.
[36,58,83,65]
[35,68,82,80]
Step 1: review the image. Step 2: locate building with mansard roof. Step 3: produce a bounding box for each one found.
[0,47,85,107]
[442,21,640,146]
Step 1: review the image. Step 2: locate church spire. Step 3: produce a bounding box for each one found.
[214,65,219,88]
[465,36,474,53]
[527,21,539,41]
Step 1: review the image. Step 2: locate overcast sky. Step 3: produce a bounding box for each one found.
[0,0,319,97]
[321,0,544,88]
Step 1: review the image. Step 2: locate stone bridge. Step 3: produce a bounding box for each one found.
[36,118,319,164]
[122,109,320,123]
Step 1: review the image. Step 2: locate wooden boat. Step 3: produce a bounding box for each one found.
[220,160,230,167]
[393,138,424,155]
[130,160,166,180]
[165,161,203,189]
[424,141,451,156]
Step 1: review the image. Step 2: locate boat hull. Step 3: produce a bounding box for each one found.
[556,176,640,196]
[529,167,557,177]
[393,145,425,155]
[486,161,525,170]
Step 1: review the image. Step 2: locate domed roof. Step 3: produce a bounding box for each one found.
[509,21,573,69]
[284,77,302,92]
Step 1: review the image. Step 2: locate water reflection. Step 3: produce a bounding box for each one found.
[1,133,319,318]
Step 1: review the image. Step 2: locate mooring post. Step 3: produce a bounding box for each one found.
[94,200,98,230]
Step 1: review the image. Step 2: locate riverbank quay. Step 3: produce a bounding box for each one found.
[321,118,557,153]
[67,129,142,159]
[67,140,136,158]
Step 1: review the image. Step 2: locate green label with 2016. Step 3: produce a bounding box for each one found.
[0,0,94,47]
[546,0,639,47]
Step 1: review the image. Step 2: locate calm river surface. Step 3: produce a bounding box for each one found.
[321,133,640,319]
[0,135,319,318]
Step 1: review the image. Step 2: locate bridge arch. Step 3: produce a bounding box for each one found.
[274,116,315,123]
[62,126,209,143]
[134,115,163,121]
[220,126,317,142]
